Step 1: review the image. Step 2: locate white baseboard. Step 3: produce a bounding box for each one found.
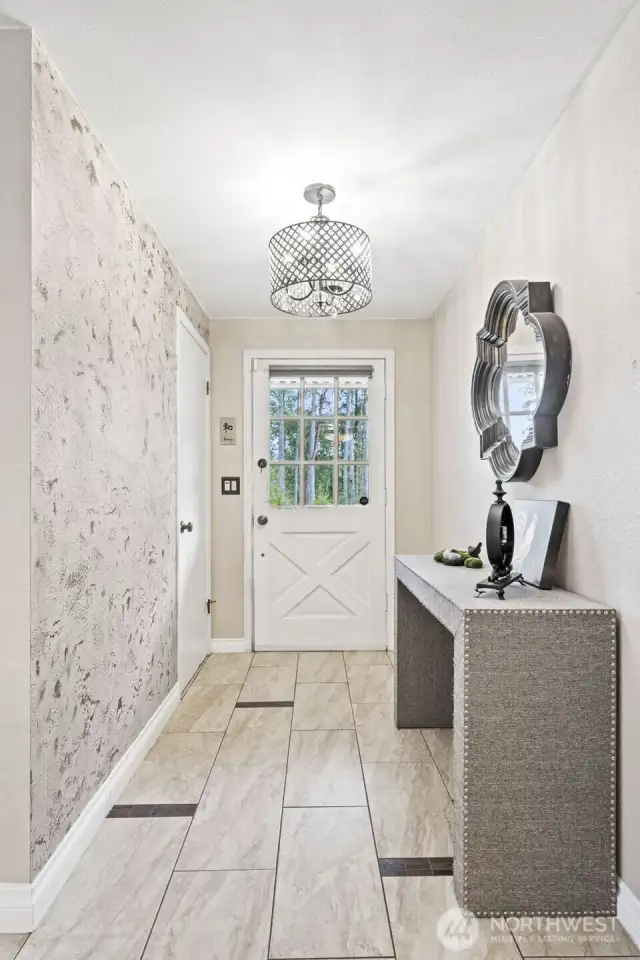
[619,878,640,949]
[0,684,179,934]
[211,638,250,653]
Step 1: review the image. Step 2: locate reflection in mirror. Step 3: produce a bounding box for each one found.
[497,312,545,451]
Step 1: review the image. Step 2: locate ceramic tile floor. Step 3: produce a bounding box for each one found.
[4,650,638,960]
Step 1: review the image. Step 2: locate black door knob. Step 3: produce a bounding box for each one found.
[257,515,268,526]
[180,521,193,533]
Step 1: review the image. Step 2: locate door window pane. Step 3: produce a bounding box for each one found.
[270,465,300,506]
[338,382,368,416]
[304,420,335,461]
[304,379,335,416]
[338,465,369,505]
[270,419,300,461]
[304,465,334,506]
[270,378,300,416]
[338,420,369,461]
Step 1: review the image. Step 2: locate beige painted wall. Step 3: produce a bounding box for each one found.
[0,21,32,884]
[429,1,640,897]
[209,318,431,639]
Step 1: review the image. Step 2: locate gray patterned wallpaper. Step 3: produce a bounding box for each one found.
[30,40,209,874]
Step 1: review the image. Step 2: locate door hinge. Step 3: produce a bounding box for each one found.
[384,593,389,612]
[206,599,214,614]
[205,381,210,396]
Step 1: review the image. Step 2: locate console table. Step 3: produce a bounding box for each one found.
[395,555,617,918]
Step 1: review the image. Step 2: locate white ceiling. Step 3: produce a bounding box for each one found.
[3,0,636,318]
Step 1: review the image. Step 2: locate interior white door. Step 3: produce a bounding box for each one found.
[252,359,387,651]
[177,310,211,689]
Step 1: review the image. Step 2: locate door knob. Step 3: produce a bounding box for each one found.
[180,521,193,533]
[257,515,268,526]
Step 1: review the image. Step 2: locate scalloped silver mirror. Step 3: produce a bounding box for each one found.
[471,279,571,482]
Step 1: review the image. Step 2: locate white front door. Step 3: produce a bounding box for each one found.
[177,309,211,689]
[252,359,387,651]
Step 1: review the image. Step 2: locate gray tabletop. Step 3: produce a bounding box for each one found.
[395,554,611,635]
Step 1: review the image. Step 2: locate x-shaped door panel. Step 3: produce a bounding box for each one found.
[268,530,371,620]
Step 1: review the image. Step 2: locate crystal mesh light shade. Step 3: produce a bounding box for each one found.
[269,219,372,317]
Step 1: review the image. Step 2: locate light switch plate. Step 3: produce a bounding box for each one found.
[221,477,240,495]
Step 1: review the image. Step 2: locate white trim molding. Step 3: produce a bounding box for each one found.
[0,685,179,933]
[619,877,640,950]
[211,638,250,653]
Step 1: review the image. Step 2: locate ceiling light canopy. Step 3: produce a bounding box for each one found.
[269,183,372,318]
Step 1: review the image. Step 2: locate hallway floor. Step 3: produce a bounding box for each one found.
[2,651,637,960]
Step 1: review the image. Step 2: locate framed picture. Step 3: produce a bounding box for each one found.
[511,499,570,589]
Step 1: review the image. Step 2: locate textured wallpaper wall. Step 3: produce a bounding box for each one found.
[429,2,640,897]
[30,41,209,874]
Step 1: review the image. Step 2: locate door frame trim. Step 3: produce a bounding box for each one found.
[243,348,395,651]
[176,307,212,692]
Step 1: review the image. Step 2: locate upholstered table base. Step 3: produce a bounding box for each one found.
[395,556,617,918]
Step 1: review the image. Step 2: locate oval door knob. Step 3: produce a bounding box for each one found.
[257,515,269,526]
[180,521,193,533]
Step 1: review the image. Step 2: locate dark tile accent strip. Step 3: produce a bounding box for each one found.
[379,857,453,877]
[235,701,294,708]
[429,856,454,876]
[108,803,198,818]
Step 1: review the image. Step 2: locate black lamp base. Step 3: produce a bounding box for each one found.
[475,572,529,601]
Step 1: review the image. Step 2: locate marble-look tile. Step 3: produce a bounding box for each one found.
[292,683,354,730]
[513,918,639,956]
[21,818,189,959]
[252,651,299,668]
[346,664,394,704]
[198,653,253,685]
[285,730,366,806]
[239,666,296,702]
[177,764,285,869]
[353,703,431,762]
[363,762,453,857]
[422,728,454,797]
[215,707,292,765]
[166,683,241,733]
[18,935,143,960]
[270,807,394,959]
[383,875,521,960]
[297,651,347,683]
[143,870,275,960]
[119,732,223,804]
[0,936,27,960]
[344,650,391,666]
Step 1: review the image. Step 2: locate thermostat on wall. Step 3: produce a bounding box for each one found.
[221,477,240,495]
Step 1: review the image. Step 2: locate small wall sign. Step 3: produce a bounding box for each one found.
[220,417,236,445]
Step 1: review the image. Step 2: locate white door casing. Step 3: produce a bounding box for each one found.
[250,356,391,651]
[177,308,211,689]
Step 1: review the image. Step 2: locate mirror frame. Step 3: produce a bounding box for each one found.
[471,279,572,482]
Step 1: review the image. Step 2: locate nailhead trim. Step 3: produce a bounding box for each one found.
[461,612,471,906]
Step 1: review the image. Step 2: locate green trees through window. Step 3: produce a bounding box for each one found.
[268,375,370,507]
